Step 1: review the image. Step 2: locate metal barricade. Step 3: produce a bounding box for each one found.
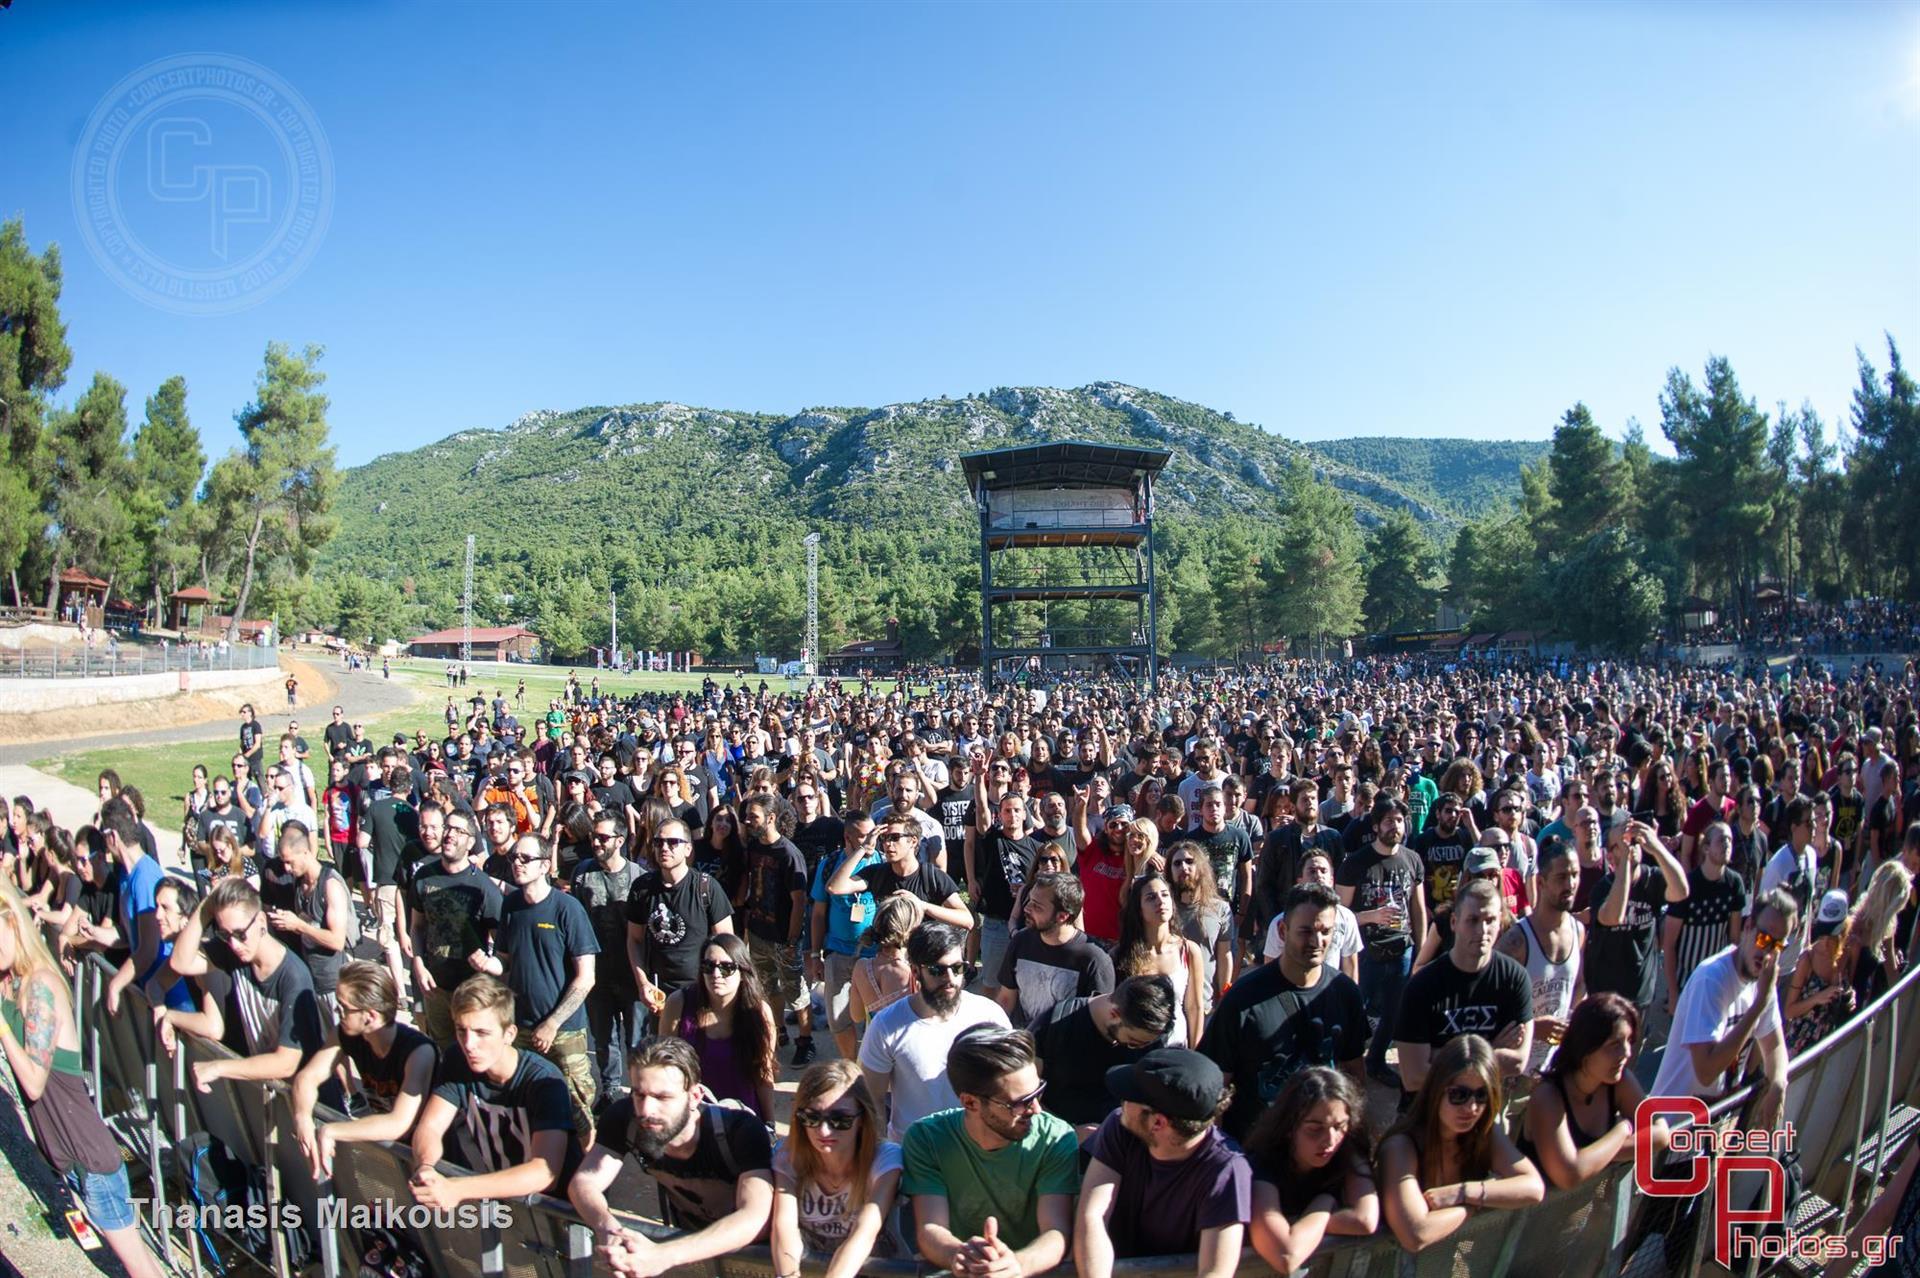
[66,953,1920,1278]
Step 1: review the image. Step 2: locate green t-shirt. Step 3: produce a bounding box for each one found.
[900,1108,1080,1249]
[1408,774,1440,836]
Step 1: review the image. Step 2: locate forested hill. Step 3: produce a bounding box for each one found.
[320,382,1529,656]
[1305,437,1551,517]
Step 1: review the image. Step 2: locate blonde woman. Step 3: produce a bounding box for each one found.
[1847,860,1913,1004]
[772,1060,905,1278]
[1123,817,1162,881]
[849,894,918,1032]
[0,884,165,1278]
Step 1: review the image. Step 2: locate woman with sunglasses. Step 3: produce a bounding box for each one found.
[1377,1034,1542,1251]
[1519,993,1667,1190]
[772,1060,906,1278]
[1113,872,1206,1048]
[1244,1066,1378,1273]
[661,933,777,1118]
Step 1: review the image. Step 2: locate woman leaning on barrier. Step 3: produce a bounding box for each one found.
[0,883,166,1278]
[1244,1066,1379,1274]
[1518,993,1668,1191]
[1377,1033,1543,1252]
[770,1060,906,1278]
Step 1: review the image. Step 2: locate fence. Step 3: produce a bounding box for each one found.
[4,641,281,679]
[53,951,1920,1278]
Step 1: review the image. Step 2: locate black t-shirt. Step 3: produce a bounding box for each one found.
[1394,952,1533,1058]
[1196,825,1253,901]
[324,722,355,759]
[231,951,327,1062]
[406,861,506,988]
[598,1098,773,1230]
[340,1024,435,1113]
[626,869,733,991]
[364,795,418,885]
[1668,866,1749,981]
[196,805,248,847]
[429,1048,582,1186]
[1197,960,1369,1142]
[791,817,845,880]
[1413,825,1473,948]
[1030,997,1159,1128]
[863,857,962,907]
[938,792,975,869]
[1583,865,1670,1003]
[1335,845,1421,957]
[999,927,1116,1024]
[497,889,600,1031]
[744,838,808,941]
[1255,823,1342,925]
[977,831,1039,920]
[592,779,636,813]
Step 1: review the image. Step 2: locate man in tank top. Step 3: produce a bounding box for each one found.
[1497,838,1585,1078]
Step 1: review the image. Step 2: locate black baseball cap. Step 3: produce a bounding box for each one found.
[1105,1048,1225,1122]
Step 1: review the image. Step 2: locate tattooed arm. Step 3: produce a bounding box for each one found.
[0,973,62,1102]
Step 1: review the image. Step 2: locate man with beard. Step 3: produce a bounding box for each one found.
[901,1026,1078,1278]
[570,1034,774,1274]
[195,776,249,851]
[1652,889,1796,1133]
[1495,838,1585,1078]
[1075,805,1135,945]
[409,976,581,1211]
[1253,778,1339,939]
[626,819,733,1015]
[971,791,1040,996]
[859,922,1011,1141]
[405,810,505,1046]
[1411,793,1473,971]
[1197,883,1367,1143]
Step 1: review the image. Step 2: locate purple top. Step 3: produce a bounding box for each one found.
[678,1008,761,1115]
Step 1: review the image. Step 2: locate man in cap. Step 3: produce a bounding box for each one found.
[1075,1048,1251,1278]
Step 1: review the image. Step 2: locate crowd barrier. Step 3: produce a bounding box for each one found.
[51,952,1920,1278]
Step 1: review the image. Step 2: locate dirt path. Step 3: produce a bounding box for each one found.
[0,658,417,767]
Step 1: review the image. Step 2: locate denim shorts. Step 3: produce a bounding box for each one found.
[66,1161,137,1232]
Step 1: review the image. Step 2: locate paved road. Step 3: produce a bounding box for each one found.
[0,667,420,767]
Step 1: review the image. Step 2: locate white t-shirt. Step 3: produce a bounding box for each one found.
[1758,843,1818,976]
[1651,946,1783,1099]
[857,993,1010,1141]
[773,1138,906,1257]
[1263,904,1363,965]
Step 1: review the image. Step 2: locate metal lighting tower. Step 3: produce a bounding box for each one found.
[610,587,618,662]
[804,533,820,675]
[462,534,475,664]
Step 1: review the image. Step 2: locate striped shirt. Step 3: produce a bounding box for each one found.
[1668,865,1749,989]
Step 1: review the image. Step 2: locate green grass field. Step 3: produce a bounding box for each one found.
[31,659,889,814]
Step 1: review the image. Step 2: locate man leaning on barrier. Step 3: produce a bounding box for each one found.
[408,975,583,1210]
[569,1033,776,1278]
[290,959,437,1180]
[167,876,328,1091]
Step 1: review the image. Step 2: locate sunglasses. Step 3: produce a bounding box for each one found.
[920,961,970,979]
[988,1081,1048,1113]
[511,853,548,866]
[214,912,263,944]
[700,960,741,977]
[1444,1085,1491,1109]
[794,1107,860,1132]
[1752,928,1787,953]
[653,836,691,848]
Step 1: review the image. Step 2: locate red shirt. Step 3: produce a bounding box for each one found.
[1077,836,1129,942]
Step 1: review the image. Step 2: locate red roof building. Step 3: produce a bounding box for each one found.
[406,625,542,662]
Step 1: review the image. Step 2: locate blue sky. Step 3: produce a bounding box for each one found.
[4,1,1916,468]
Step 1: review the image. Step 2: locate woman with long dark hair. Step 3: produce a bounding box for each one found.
[1245,1066,1379,1272]
[771,1060,905,1278]
[1113,871,1206,1048]
[1519,993,1667,1190]
[698,803,749,901]
[1378,1034,1542,1251]
[660,932,777,1118]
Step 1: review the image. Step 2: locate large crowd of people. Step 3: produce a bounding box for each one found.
[3,651,1920,1277]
